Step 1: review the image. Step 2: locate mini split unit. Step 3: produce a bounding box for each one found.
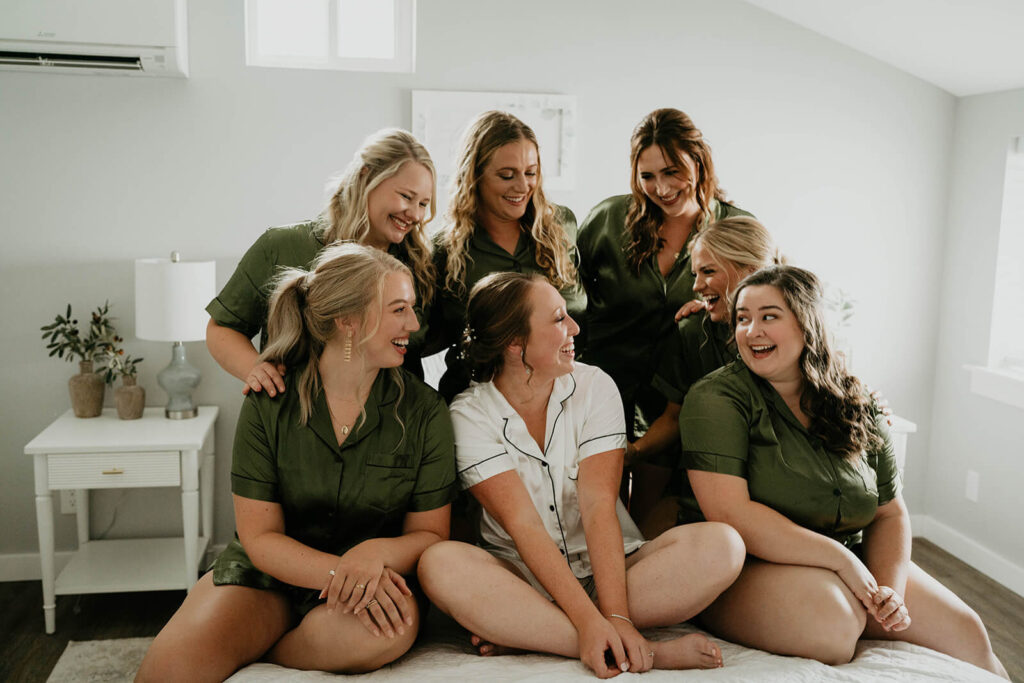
[0,0,188,78]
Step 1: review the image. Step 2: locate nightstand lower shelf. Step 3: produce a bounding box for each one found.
[55,536,209,595]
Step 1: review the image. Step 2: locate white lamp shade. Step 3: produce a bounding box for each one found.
[135,258,216,342]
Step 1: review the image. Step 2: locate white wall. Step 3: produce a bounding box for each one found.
[0,0,955,571]
[925,88,1024,575]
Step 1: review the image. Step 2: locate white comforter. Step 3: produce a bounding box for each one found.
[227,617,1003,682]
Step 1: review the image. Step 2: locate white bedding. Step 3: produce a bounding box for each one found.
[226,613,1002,682]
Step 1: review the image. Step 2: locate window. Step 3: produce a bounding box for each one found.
[969,136,1024,409]
[245,0,415,73]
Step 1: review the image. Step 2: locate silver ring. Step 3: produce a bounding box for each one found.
[355,583,366,590]
[648,651,655,658]
[328,569,335,576]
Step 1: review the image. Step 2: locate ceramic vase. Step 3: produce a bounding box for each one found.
[68,360,104,418]
[114,375,145,420]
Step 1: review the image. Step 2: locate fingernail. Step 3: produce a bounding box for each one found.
[621,663,629,672]
[406,617,413,625]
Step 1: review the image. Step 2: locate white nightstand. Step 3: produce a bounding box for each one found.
[25,406,218,634]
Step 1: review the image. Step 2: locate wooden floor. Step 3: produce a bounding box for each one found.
[2,538,1021,682]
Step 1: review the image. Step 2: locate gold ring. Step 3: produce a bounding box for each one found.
[648,651,655,658]
[367,599,379,608]
[355,583,366,590]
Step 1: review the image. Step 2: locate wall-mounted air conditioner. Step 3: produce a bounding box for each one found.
[0,0,188,78]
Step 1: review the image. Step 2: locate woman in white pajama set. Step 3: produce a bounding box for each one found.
[417,271,745,678]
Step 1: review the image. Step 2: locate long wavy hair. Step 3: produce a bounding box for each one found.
[462,272,544,382]
[626,108,726,271]
[260,243,410,428]
[731,265,881,460]
[319,128,436,305]
[439,110,576,298]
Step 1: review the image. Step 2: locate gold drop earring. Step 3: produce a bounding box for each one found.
[344,329,353,362]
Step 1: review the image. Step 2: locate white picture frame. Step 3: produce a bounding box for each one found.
[412,89,577,221]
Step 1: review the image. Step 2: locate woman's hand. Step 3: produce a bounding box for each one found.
[608,616,655,673]
[674,299,707,322]
[243,361,287,397]
[321,546,386,615]
[352,568,415,638]
[872,586,911,632]
[833,547,879,613]
[577,614,629,678]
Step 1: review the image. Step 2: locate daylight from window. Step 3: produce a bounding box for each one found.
[989,136,1024,371]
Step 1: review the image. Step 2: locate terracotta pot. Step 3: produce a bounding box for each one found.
[115,375,146,420]
[68,360,104,418]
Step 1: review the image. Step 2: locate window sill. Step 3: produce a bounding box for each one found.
[966,365,1024,411]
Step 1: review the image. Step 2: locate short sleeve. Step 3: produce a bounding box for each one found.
[679,378,751,478]
[578,370,628,460]
[206,231,277,339]
[451,399,516,489]
[868,411,902,505]
[407,395,457,512]
[230,395,279,501]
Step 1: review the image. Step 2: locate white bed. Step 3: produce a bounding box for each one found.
[227,610,1002,682]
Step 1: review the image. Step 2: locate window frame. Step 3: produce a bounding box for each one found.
[244,0,416,73]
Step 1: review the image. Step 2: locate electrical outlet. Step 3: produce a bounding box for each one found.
[965,470,980,502]
[60,490,77,514]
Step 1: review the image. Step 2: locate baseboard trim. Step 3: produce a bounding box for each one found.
[912,514,1024,598]
[0,551,74,582]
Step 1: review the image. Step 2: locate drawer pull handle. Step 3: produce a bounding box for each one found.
[102,468,124,475]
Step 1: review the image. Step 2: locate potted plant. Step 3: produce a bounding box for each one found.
[40,302,118,418]
[101,349,145,420]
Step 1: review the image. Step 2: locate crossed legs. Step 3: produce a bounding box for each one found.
[417,522,744,669]
[135,571,418,682]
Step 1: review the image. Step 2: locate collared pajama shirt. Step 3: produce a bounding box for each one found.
[449,363,645,590]
[678,361,902,547]
[205,219,431,378]
[212,367,456,612]
[577,195,752,439]
[429,205,587,402]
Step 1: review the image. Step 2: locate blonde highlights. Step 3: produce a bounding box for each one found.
[439,110,576,297]
[320,128,437,305]
[626,108,726,270]
[691,216,782,275]
[260,242,410,425]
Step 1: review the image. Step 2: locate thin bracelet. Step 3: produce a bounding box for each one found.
[607,613,633,626]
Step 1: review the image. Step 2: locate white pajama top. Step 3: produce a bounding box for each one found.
[450,363,645,579]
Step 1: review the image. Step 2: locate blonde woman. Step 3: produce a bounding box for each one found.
[138,244,455,681]
[430,110,585,401]
[207,128,437,387]
[630,217,781,536]
[418,272,744,677]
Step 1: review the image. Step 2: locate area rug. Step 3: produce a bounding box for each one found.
[47,637,153,682]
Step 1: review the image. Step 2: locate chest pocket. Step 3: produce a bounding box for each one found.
[360,452,418,514]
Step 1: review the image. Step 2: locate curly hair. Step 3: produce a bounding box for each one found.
[731,265,882,460]
[438,110,576,298]
[625,108,726,271]
[318,128,436,305]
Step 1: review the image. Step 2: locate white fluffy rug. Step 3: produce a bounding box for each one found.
[47,637,152,682]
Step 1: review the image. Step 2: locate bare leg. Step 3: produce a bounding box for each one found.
[136,572,291,683]
[418,541,582,657]
[626,522,745,669]
[268,597,419,673]
[862,562,1008,679]
[699,560,867,665]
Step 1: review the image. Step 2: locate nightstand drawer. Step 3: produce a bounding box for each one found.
[47,452,181,489]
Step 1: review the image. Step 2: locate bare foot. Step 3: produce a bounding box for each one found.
[652,633,722,670]
[470,633,525,657]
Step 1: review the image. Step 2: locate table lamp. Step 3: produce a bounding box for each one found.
[135,252,216,419]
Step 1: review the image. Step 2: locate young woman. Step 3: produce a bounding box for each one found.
[577,108,751,445]
[629,216,780,536]
[418,272,745,678]
[430,110,585,402]
[206,128,437,389]
[138,244,455,681]
[678,265,1007,677]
